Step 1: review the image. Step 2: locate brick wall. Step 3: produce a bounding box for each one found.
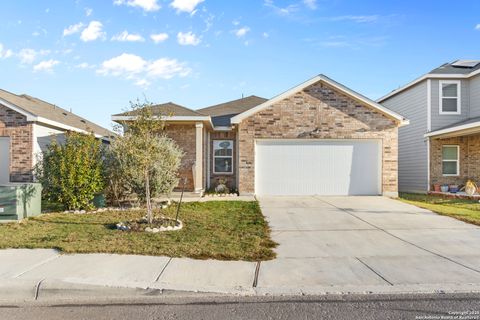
[209,131,237,191]
[430,135,480,187]
[164,123,196,191]
[0,104,33,182]
[237,81,399,195]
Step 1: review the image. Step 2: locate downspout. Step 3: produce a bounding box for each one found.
[427,79,432,192]
[206,131,211,190]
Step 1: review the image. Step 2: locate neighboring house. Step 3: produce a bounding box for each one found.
[112,74,408,196]
[0,89,113,184]
[379,60,480,193]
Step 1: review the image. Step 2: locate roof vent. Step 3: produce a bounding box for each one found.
[80,119,86,123]
[451,60,480,68]
[62,112,68,116]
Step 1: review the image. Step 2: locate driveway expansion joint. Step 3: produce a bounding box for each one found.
[34,279,45,300]
[355,257,393,286]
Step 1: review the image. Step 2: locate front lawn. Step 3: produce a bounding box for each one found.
[399,193,480,226]
[0,201,277,261]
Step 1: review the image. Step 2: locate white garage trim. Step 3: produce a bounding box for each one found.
[254,139,383,196]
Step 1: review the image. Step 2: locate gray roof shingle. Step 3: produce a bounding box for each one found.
[114,102,205,117]
[0,89,113,138]
[429,60,480,75]
[197,95,267,126]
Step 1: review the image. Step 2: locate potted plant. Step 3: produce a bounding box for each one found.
[449,184,459,193]
[433,184,441,192]
[440,185,449,193]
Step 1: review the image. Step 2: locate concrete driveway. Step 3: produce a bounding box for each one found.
[256,196,480,294]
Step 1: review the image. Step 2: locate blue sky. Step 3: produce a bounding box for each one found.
[1,0,479,129]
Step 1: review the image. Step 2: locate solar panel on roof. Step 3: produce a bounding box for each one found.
[451,60,480,68]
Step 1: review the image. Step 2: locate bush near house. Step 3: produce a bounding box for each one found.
[108,100,184,224]
[35,132,104,210]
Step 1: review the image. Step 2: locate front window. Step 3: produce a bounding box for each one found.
[442,145,459,176]
[213,140,233,174]
[439,80,461,114]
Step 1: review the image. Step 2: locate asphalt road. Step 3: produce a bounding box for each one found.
[1,293,480,320]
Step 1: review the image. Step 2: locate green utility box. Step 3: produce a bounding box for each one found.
[0,183,42,221]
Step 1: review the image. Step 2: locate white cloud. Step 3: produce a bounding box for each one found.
[234,27,250,38]
[150,33,169,43]
[475,24,480,30]
[97,53,191,82]
[113,0,160,12]
[177,31,201,46]
[262,32,269,38]
[98,53,146,77]
[135,79,151,87]
[111,30,145,42]
[85,7,93,16]
[303,0,317,10]
[18,48,49,64]
[147,58,191,79]
[170,0,204,13]
[330,15,379,23]
[0,44,13,59]
[63,22,84,36]
[264,0,298,16]
[33,59,59,72]
[76,62,95,69]
[81,21,105,42]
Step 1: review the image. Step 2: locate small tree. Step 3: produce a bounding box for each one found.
[36,132,104,210]
[111,100,183,224]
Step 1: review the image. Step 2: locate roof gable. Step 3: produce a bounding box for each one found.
[231,75,408,126]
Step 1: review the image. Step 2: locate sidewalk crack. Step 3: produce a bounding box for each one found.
[154,258,172,282]
[252,261,261,288]
[34,278,45,300]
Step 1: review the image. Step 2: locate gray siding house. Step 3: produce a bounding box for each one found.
[379,60,480,193]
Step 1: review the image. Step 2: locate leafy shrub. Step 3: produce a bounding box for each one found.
[109,100,184,223]
[35,132,104,210]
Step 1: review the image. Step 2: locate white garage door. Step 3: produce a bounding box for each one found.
[255,139,381,196]
[0,137,10,184]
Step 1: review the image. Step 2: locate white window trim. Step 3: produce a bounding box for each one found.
[439,80,461,115]
[442,145,460,177]
[213,140,234,175]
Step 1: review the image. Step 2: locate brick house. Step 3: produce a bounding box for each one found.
[112,75,408,197]
[0,89,112,184]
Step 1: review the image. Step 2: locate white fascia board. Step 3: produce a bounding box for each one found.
[0,98,37,121]
[231,74,408,125]
[212,126,233,131]
[424,121,480,138]
[111,115,214,128]
[378,73,476,103]
[36,117,109,140]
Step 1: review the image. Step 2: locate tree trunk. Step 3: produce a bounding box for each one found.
[145,170,152,224]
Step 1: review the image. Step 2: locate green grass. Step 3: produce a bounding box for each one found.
[0,201,277,261]
[399,193,480,226]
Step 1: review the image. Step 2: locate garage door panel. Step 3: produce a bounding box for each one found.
[255,140,381,196]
